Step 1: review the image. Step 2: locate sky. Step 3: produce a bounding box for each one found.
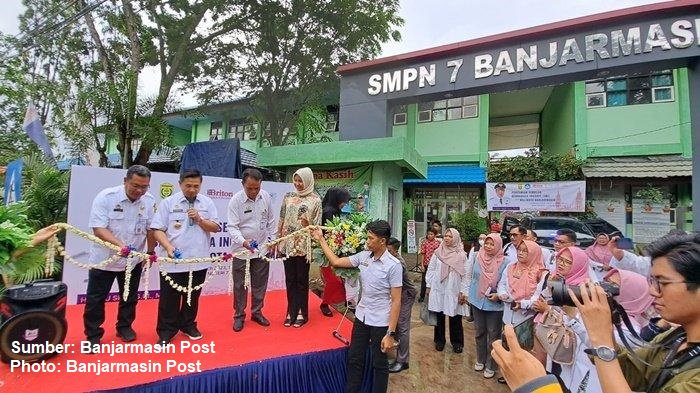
[0,0,664,107]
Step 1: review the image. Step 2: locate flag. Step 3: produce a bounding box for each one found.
[23,102,54,160]
[3,159,23,205]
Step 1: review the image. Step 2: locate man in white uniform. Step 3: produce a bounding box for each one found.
[151,169,220,345]
[84,165,156,346]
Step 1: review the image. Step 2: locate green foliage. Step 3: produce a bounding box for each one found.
[450,210,488,245]
[190,0,403,146]
[635,184,665,204]
[295,105,332,144]
[22,154,69,230]
[0,203,34,266]
[487,149,586,182]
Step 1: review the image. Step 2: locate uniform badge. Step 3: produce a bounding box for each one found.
[174,221,182,229]
[160,183,174,198]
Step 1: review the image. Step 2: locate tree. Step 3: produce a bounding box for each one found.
[487,149,586,182]
[189,0,403,146]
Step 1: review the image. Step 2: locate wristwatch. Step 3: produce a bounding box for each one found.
[386,329,396,338]
[584,345,617,362]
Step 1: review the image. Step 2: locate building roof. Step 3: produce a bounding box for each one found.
[403,164,485,184]
[582,155,692,178]
[337,0,700,74]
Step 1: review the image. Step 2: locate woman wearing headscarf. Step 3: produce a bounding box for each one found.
[603,268,656,328]
[533,246,603,393]
[467,233,508,379]
[425,228,469,353]
[319,187,351,317]
[278,167,322,328]
[497,239,547,326]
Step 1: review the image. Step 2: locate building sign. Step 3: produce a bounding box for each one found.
[364,18,700,96]
[631,199,671,244]
[486,181,586,212]
[314,165,372,214]
[406,220,417,253]
[588,184,627,236]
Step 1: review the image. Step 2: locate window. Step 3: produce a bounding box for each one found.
[417,95,479,123]
[229,122,258,140]
[326,113,339,132]
[210,121,223,140]
[392,104,407,125]
[585,70,674,108]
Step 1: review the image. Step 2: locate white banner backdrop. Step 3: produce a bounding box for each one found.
[588,183,627,236]
[64,166,293,305]
[486,181,586,212]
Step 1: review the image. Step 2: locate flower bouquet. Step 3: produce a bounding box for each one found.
[319,212,371,280]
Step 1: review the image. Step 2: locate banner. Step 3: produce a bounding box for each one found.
[3,159,23,205]
[631,198,670,244]
[486,181,586,212]
[588,183,627,236]
[406,220,417,253]
[313,165,372,214]
[64,166,293,305]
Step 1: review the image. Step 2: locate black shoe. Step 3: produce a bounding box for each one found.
[116,327,137,342]
[181,326,203,340]
[233,319,244,332]
[320,303,333,317]
[85,338,100,355]
[418,297,424,303]
[155,337,170,347]
[251,314,270,327]
[388,362,409,373]
[453,345,463,353]
[435,343,445,352]
[293,318,307,328]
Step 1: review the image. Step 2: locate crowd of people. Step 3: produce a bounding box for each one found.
[76,164,698,392]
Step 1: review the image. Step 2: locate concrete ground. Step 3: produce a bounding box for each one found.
[310,254,510,393]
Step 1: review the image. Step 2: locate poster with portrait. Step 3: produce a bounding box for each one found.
[486,181,586,212]
[313,165,372,215]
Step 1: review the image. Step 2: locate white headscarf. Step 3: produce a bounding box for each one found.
[293,167,315,197]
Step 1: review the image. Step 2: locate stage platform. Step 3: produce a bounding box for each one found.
[0,290,360,392]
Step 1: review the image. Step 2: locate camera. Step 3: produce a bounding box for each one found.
[549,280,619,307]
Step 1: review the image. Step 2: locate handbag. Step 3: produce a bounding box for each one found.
[535,308,576,365]
[420,294,438,326]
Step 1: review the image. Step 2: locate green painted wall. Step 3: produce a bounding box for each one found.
[541,84,576,155]
[581,69,686,158]
[413,112,482,163]
[193,120,211,143]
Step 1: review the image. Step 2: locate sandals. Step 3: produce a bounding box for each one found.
[293,315,307,328]
[284,315,293,327]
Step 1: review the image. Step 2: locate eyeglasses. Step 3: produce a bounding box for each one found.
[516,248,529,255]
[509,233,521,237]
[553,238,572,245]
[648,276,690,294]
[556,256,573,266]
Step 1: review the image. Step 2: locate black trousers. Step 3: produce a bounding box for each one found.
[232,257,269,320]
[83,263,142,341]
[283,256,310,321]
[419,270,427,299]
[157,269,208,340]
[346,318,389,393]
[434,312,464,347]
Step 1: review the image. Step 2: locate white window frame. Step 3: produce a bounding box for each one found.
[393,113,407,125]
[651,86,674,103]
[586,92,607,108]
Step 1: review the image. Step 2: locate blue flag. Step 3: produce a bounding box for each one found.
[3,159,23,205]
[23,102,54,160]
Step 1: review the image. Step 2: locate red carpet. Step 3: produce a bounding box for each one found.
[0,291,353,392]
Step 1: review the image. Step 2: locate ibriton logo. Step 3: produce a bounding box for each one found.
[207,189,234,199]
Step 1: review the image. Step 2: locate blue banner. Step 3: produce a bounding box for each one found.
[3,159,23,205]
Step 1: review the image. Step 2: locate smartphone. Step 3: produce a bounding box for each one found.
[502,317,535,351]
[616,237,634,250]
[484,286,493,296]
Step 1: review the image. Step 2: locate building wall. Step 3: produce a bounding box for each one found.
[370,162,404,239]
[541,84,576,155]
[578,69,689,159]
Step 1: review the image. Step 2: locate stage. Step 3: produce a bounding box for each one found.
[0,290,362,392]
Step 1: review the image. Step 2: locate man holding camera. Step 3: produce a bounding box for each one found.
[493,233,700,393]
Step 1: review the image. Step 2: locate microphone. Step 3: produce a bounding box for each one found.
[188,200,195,226]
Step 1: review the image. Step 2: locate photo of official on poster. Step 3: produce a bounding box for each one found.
[486,181,586,212]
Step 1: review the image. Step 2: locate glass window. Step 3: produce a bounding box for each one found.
[393,113,407,125]
[462,96,478,105]
[447,98,462,107]
[462,105,478,118]
[432,109,446,121]
[585,70,674,108]
[447,107,462,120]
[210,121,223,140]
[586,81,605,93]
[607,92,626,106]
[433,100,447,109]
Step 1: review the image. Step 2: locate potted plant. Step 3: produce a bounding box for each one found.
[450,210,488,251]
[635,184,665,205]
